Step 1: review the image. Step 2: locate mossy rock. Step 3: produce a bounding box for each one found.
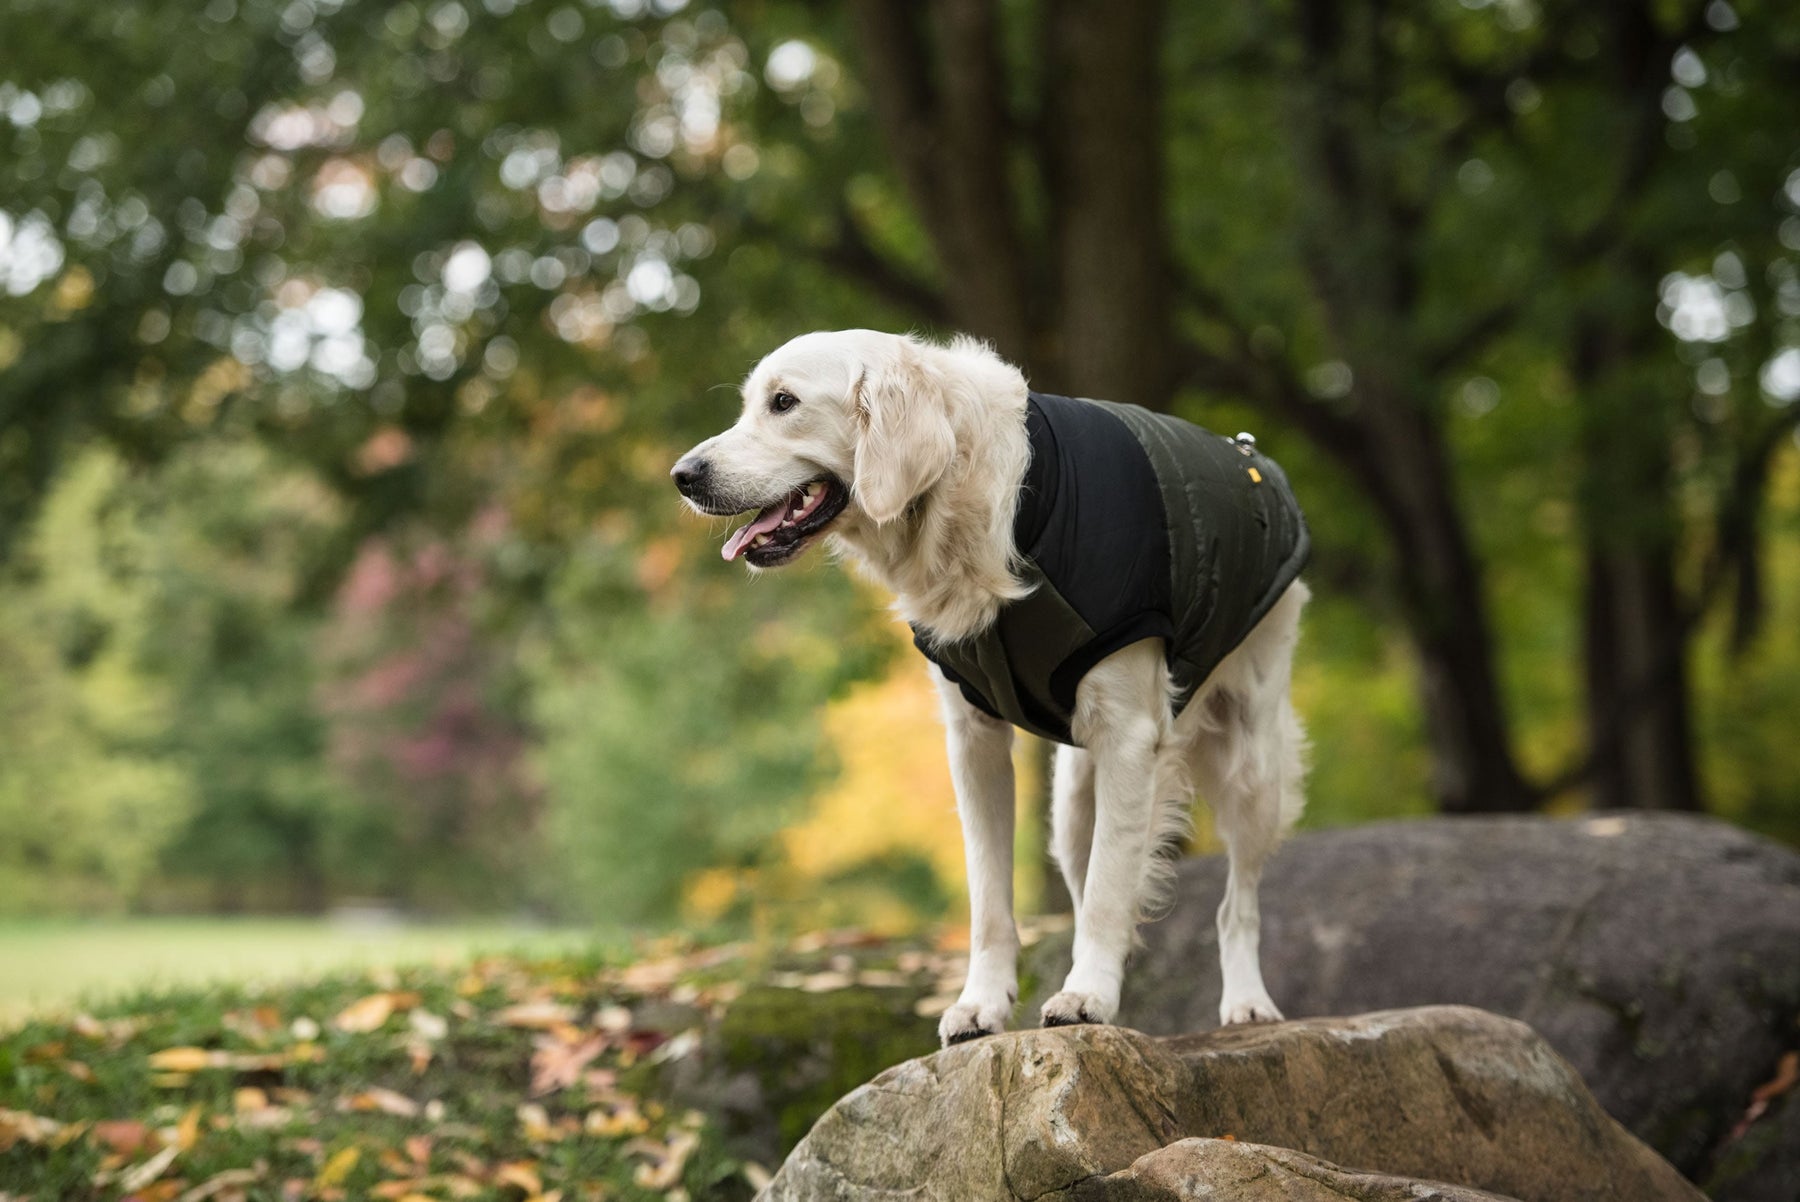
[693,984,939,1160]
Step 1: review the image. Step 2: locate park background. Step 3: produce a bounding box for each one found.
[3,0,1800,1013]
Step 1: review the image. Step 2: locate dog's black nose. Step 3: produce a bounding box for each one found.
[671,457,710,499]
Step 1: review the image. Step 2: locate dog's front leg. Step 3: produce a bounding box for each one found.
[932,670,1019,1046]
[1042,642,1165,1027]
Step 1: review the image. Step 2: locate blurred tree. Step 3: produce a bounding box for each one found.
[1,0,1797,920]
[807,0,1800,814]
[135,437,345,912]
[0,452,192,914]
[317,522,542,912]
[525,530,891,925]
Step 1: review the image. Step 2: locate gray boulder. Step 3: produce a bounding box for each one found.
[1021,813,1800,1201]
[762,1006,1701,1201]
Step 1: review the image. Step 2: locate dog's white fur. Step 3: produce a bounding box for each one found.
[678,330,1310,1043]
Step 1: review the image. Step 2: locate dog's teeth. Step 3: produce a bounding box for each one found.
[753,533,770,548]
[806,483,822,498]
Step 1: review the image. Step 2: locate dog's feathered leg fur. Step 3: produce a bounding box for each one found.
[1041,639,1169,1027]
[932,667,1020,1044]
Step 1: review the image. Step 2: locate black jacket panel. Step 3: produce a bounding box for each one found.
[913,391,1308,746]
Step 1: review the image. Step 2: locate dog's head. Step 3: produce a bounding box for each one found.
[671,330,955,568]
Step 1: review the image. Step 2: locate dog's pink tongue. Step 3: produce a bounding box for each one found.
[722,501,791,561]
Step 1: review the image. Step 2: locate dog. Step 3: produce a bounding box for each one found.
[673,330,1311,1045]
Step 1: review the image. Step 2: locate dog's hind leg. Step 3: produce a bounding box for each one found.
[1192,582,1310,1025]
[931,668,1020,1046]
[1050,746,1096,911]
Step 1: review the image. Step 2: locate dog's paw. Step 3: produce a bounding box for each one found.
[1219,995,1284,1025]
[1040,990,1113,1028]
[938,1000,1010,1047]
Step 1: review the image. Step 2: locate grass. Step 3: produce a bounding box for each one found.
[0,927,984,1200]
[0,920,596,1025]
[0,944,758,1200]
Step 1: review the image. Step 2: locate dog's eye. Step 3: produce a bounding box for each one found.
[770,390,799,414]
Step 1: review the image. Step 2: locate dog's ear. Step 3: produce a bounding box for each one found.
[852,341,956,525]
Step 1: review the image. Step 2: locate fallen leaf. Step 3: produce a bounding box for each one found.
[583,1099,650,1139]
[493,1160,543,1194]
[338,1088,420,1118]
[630,1129,699,1190]
[516,1103,558,1143]
[316,1146,361,1189]
[234,1088,269,1114]
[176,1106,204,1152]
[333,994,397,1033]
[177,1167,262,1202]
[619,959,682,994]
[855,969,911,988]
[118,1143,181,1192]
[233,1106,295,1131]
[0,1108,64,1150]
[1725,1050,1800,1143]
[530,1033,606,1096]
[493,1001,577,1030]
[92,1119,155,1156]
[912,993,956,1018]
[799,971,855,993]
[408,1009,448,1040]
[1752,1051,1799,1104]
[148,1047,218,1073]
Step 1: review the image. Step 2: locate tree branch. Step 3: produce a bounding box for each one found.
[1424,299,1525,376]
[736,205,951,326]
[847,0,1033,358]
[1685,405,1800,639]
[1172,266,1372,464]
[814,204,953,326]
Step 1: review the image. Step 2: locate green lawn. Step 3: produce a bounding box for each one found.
[0,928,946,1198]
[0,918,596,1023]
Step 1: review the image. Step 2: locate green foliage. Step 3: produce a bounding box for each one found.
[135,439,345,912]
[2,0,1799,929]
[527,540,893,925]
[0,453,191,913]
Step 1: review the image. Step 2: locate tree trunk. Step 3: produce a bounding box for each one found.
[849,0,1033,364]
[1573,319,1703,813]
[1361,390,1536,813]
[1041,0,1173,410]
[1582,541,1702,811]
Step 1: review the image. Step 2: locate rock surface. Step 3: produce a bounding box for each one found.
[1078,1139,1514,1201]
[1021,813,1800,1200]
[762,1006,1702,1202]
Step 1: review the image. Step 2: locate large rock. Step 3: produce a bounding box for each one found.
[1079,1140,1514,1201]
[763,1006,1701,1201]
[1021,814,1800,1199]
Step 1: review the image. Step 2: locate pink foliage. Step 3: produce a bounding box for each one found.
[319,517,538,880]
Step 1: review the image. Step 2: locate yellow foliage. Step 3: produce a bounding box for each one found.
[49,266,95,316]
[778,656,962,889]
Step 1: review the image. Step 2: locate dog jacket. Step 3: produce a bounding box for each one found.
[911,390,1310,746]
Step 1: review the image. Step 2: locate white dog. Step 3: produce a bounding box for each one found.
[673,330,1311,1045]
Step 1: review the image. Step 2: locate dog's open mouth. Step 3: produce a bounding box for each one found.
[721,478,849,567]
